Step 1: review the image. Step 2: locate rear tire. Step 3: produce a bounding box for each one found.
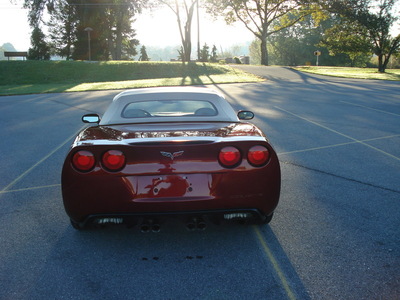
[70,219,84,230]
[257,213,273,225]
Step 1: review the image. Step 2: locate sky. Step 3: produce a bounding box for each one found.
[0,0,254,51]
[0,0,31,50]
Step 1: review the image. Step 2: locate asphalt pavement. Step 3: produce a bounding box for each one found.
[0,66,399,299]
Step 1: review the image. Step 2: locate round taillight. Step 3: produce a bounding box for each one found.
[102,150,126,171]
[219,146,241,168]
[72,150,95,172]
[248,145,270,167]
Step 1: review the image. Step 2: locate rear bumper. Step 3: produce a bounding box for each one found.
[74,208,272,228]
[63,169,281,223]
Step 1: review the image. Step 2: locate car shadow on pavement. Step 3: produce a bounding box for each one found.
[23,220,311,299]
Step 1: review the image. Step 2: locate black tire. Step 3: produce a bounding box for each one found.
[263,213,274,224]
[255,213,273,225]
[70,219,84,230]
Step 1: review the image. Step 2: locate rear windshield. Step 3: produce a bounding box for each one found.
[121,100,218,118]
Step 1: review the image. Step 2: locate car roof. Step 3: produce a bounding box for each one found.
[100,87,239,125]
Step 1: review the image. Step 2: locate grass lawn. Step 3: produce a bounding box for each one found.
[293,66,400,81]
[0,61,263,96]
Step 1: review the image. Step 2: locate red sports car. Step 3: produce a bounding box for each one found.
[61,87,280,230]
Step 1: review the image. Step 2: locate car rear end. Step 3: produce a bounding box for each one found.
[62,125,281,228]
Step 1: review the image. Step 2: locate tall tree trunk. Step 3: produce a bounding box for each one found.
[184,23,192,61]
[108,30,115,60]
[381,55,390,73]
[115,28,123,60]
[260,38,269,66]
[171,0,197,63]
[114,14,124,60]
[378,54,385,73]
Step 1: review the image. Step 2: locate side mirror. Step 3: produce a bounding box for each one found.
[82,114,100,124]
[238,110,254,120]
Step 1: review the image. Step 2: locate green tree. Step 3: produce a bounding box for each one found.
[199,43,209,62]
[104,0,143,60]
[210,45,218,62]
[205,0,321,65]
[268,13,341,66]
[249,39,261,64]
[248,13,367,67]
[120,35,140,60]
[139,45,150,61]
[325,0,400,72]
[319,18,372,67]
[25,0,147,61]
[47,0,77,60]
[28,26,51,60]
[72,2,108,61]
[268,13,319,66]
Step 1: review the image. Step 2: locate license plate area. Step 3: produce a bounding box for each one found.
[135,174,211,199]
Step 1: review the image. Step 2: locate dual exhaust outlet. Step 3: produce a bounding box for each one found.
[185,217,207,231]
[139,217,207,233]
[140,219,161,233]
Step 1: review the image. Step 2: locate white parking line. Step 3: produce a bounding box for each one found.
[340,100,400,117]
[278,134,400,155]
[275,106,400,161]
[0,126,85,193]
[0,184,61,195]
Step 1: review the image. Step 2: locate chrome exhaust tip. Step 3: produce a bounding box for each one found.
[140,224,151,233]
[140,219,160,233]
[151,224,161,233]
[186,217,206,231]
